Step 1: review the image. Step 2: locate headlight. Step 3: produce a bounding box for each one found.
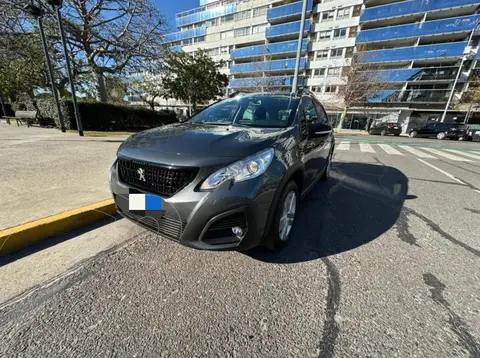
[200,148,274,190]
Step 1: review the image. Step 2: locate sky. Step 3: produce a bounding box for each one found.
[156,0,199,32]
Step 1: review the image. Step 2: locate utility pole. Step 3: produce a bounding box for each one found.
[49,0,84,136]
[24,2,66,132]
[292,0,308,94]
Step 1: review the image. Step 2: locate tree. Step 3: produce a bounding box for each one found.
[162,50,229,113]
[57,0,167,102]
[128,71,167,110]
[336,47,388,129]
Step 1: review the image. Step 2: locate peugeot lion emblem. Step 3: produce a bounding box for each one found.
[137,168,146,182]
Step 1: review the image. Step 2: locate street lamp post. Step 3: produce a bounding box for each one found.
[24,3,66,132]
[292,0,308,94]
[47,0,83,136]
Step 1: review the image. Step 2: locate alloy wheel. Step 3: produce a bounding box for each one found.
[279,191,296,242]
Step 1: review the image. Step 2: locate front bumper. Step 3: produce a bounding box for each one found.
[110,160,279,250]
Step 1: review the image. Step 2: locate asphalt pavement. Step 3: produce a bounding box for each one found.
[1,133,480,357]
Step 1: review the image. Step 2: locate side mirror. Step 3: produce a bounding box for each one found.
[307,122,331,137]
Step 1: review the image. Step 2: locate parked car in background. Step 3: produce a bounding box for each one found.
[368,122,401,136]
[409,122,468,140]
[110,91,335,251]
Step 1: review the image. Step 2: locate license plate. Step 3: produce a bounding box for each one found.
[128,193,163,211]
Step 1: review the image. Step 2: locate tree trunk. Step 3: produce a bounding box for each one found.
[0,92,7,116]
[95,72,108,102]
[148,101,155,110]
[336,106,348,129]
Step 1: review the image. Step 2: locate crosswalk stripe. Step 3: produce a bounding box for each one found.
[359,143,375,153]
[337,141,350,151]
[378,144,404,155]
[419,147,471,162]
[443,149,480,160]
[398,145,437,158]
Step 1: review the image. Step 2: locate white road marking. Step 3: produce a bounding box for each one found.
[337,141,350,151]
[378,144,404,155]
[419,147,472,162]
[398,145,436,159]
[417,159,466,185]
[444,149,480,160]
[359,143,375,153]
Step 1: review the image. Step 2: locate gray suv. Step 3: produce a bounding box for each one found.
[110,91,335,251]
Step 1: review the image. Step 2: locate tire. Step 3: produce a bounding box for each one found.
[437,132,446,140]
[263,181,299,251]
[368,130,373,135]
[409,131,417,138]
[394,133,400,136]
[320,149,333,181]
[380,129,387,136]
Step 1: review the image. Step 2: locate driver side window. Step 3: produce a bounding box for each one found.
[302,98,319,123]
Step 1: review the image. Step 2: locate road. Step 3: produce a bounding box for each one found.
[0,124,126,229]
[1,134,480,357]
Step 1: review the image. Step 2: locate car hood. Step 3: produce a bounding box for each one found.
[118,123,290,166]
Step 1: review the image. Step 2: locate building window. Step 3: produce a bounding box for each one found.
[333,28,347,39]
[235,10,250,21]
[330,48,343,58]
[182,38,192,45]
[321,10,335,22]
[222,14,234,23]
[319,30,331,41]
[349,26,358,38]
[337,7,350,19]
[206,18,219,27]
[352,5,362,17]
[253,6,268,17]
[345,47,354,58]
[317,50,328,59]
[207,47,219,56]
[327,67,341,77]
[221,30,234,39]
[314,68,326,77]
[220,46,229,54]
[194,36,205,43]
[234,27,250,38]
[252,24,267,34]
[324,85,337,93]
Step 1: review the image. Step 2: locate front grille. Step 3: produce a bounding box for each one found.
[123,210,186,240]
[202,212,248,244]
[118,158,198,197]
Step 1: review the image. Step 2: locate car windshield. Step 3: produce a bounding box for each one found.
[190,95,300,128]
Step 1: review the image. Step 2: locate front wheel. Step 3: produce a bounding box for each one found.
[264,181,299,251]
[380,129,387,136]
[394,133,400,136]
[409,131,417,138]
[437,132,446,140]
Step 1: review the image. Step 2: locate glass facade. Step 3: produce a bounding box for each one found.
[230,58,306,74]
[231,39,308,59]
[267,0,313,21]
[266,20,311,39]
[176,3,236,27]
[230,76,304,88]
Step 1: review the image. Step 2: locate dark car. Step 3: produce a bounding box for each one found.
[409,122,467,140]
[110,91,335,251]
[368,122,401,136]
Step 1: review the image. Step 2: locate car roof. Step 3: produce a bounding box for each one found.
[229,89,313,100]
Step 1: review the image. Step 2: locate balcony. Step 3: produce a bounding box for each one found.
[164,27,207,43]
[376,67,459,82]
[267,0,313,24]
[369,89,450,103]
[169,45,183,52]
[175,3,236,27]
[361,0,480,23]
[357,15,480,43]
[230,58,306,74]
[229,76,304,88]
[361,42,468,63]
[266,20,311,40]
[231,39,309,59]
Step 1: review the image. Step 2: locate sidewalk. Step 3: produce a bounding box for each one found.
[0,124,128,230]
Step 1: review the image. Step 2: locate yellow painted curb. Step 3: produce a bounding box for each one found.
[0,199,117,256]
[334,129,369,135]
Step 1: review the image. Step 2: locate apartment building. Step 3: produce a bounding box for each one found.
[354,0,480,130]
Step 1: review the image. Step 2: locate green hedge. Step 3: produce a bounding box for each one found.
[33,98,176,131]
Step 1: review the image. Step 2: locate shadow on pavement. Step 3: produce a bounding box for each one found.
[246,162,410,264]
[0,215,121,267]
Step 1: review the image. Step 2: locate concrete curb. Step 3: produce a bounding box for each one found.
[0,199,117,256]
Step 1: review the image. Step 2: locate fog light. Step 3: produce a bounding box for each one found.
[232,226,243,237]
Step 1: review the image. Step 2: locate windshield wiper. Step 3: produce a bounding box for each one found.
[197,121,233,126]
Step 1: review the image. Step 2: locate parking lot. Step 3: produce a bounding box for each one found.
[1,132,480,357]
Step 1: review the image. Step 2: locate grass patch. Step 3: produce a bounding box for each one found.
[67,130,137,137]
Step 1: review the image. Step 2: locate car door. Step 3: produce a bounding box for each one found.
[297,97,321,191]
[311,98,333,180]
[418,123,435,137]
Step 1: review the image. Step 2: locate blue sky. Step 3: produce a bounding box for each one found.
[156,0,199,31]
